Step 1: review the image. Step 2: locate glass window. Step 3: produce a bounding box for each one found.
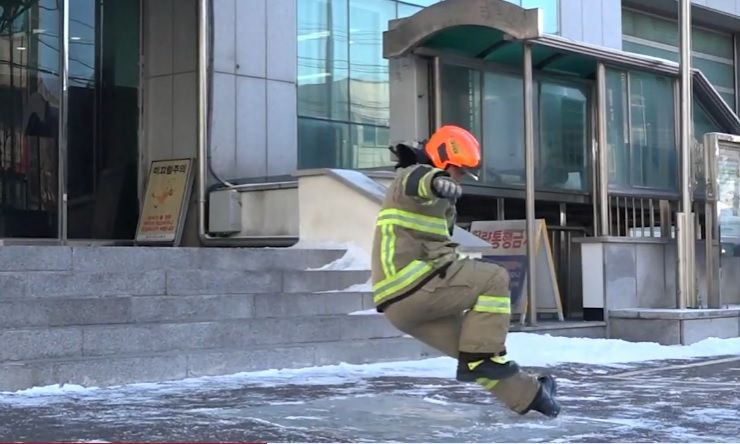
[605,70,630,188]
[298,118,350,169]
[622,40,678,63]
[348,0,395,127]
[629,71,676,190]
[692,58,735,93]
[622,9,678,47]
[693,27,734,60]
[441,64,482,140]
[538,82,589,191]
[0,0,60,237]
[297,0,350,121]
[351,124,391,169]
[622,8,736,111]
[606,68,677,192]
[441,66,589,191]
[482,72,525,187]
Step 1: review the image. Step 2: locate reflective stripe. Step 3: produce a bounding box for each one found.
[473,295,511,314]
[477,377,500,390]
[405,165,433,198]
[373,260,434,303]
[380,224,396,277]
[418,169,437,199]
[377,209,448,237]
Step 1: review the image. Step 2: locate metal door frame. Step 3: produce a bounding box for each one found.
[704,132,740,308]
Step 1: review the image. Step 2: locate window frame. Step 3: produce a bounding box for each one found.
[437,57,594,195]
[621,7,737,112]
[604,65,681,196]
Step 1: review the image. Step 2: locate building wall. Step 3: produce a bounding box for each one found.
[142,0,198,179]
[559,0,623,49]
[140,0,740,187]
[693,0,740,15]
[210,0,297,182]
[141,0,200,245]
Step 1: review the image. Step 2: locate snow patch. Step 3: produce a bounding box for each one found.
[310,244,369,271]
[319,278,372,293]
[285,416,325,421]
[8,384,96,396]
[505,333,740,367]
[4,333,740,398]
[349,309,378,316]
[422,396,450,405]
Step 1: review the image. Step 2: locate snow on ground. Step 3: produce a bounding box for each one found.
[310,244,369,271]
[349,309,378,315]
[319,278,372,292]
[505,333,740,367]
[4,333,739,398]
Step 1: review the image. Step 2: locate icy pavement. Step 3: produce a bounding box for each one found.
[1,334,739,443]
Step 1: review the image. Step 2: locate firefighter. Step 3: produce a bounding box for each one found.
[371,125,560,418]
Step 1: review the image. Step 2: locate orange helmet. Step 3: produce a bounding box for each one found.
[424,125,481,170]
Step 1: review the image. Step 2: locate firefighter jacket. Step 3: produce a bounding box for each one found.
[371,164,460,312]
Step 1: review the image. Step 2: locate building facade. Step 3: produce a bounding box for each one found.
[1,0,739,246]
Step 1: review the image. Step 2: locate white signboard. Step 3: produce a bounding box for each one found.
[470,219,564,324]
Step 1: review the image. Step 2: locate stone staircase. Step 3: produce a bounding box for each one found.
[0,246,436,391]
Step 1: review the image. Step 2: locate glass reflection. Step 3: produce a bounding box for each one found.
[0,0,59,237]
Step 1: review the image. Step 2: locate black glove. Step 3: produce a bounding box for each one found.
[432,176,462,199]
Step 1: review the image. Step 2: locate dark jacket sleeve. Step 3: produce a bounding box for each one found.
[401,164,446,200]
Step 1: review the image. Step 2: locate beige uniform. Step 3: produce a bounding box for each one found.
[370,164,539,413]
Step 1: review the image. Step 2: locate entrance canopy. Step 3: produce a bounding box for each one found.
[383,0,740,133]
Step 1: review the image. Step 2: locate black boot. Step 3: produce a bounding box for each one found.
[456,352,520,383]
[521,375,561,418]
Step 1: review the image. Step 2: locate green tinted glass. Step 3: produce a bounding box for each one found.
[606,69,630,188]
[297,0,350,121]
[629,71,677,190]
[538,82,589,191]
[482,72,525,186]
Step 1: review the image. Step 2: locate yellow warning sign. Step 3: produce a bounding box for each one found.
[136,158,194,245]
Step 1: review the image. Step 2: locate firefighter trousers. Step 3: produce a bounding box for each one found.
[383,258,540,413]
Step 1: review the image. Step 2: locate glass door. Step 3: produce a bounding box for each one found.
[0,0,60,238]
[0,0,139,241]
[717,145,740,254]
[66,0,140,240]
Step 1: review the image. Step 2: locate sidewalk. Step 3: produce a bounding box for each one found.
[1,351,738,442]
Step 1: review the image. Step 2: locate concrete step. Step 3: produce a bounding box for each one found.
[0,292,375,328]
[0,337,439,391]
[0,246,348,273]
[165,270,369,295]
[510,321,606,339]
[0,269,369,299]
[253,292,374,318]
[0,315,401,362]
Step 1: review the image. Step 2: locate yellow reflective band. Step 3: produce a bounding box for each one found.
[473,295,511,314]
[476,377,500,390]
[468,360,484,371]
[492,355,509,365]
[373,260,434,303]
[380,224,396,278]
[418,169,436,199]
[377,209,448,237]
[378,208,447,227]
